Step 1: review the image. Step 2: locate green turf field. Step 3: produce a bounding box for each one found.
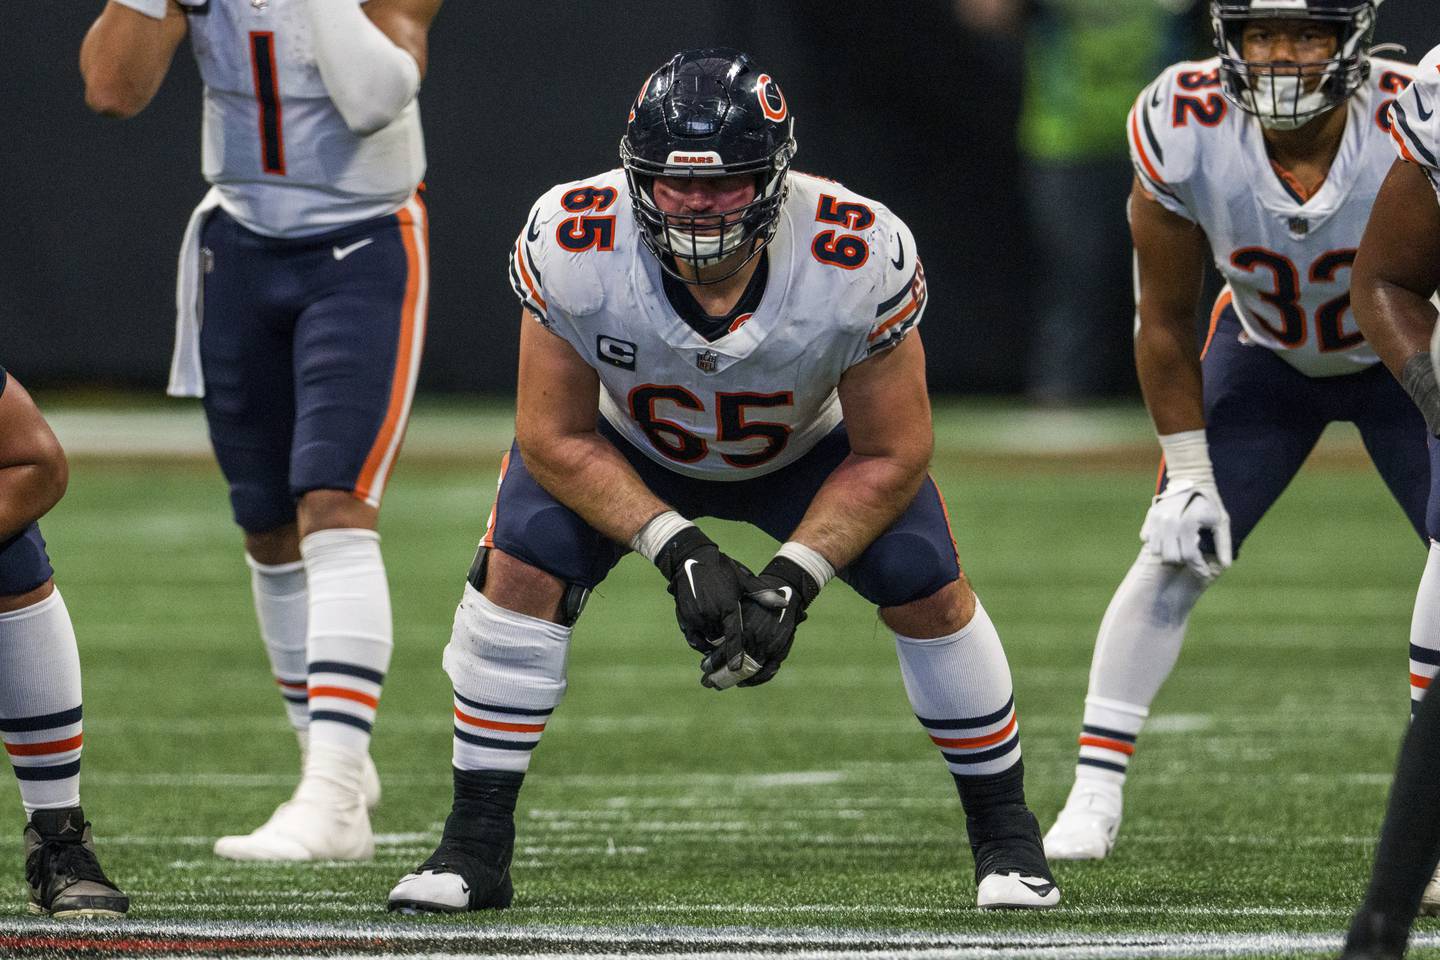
[4,400,1436,957]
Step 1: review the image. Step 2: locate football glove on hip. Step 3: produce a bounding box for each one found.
[701,555,820,690]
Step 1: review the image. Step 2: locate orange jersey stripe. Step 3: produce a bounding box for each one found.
[930,713,1017,750]
[515,244,548,312]
[1391,123,1419,165]
[868,290,922,342]
[1412,672,1433,690]
[454,708,546,734]
[309,686,381,709]
[1130,108,1165,186]
[354,196,429,505]
[1079,734,1136,756]
[5,733,84,757]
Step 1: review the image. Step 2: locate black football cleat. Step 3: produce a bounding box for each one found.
[388,834,514,914]
[970,805,1060,909]
[25,807,129,918]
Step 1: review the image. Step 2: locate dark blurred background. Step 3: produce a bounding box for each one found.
[2,1,1431,398]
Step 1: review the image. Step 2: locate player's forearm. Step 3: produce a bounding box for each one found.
[517,432,672,547]
[80,1,186,118]
[788,452,927,571]
[1135,310,1206,436]
[1353,280,1438,381]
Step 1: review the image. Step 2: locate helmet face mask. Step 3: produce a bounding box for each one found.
[620,48,798,284]
[1211,0,1377,130]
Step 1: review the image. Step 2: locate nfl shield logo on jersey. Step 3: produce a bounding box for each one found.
[696,350,719,372]
[1286,216,1309,237]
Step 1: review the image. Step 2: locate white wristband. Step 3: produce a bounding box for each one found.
[630,511,695,563]
[776,541,836,590]
[1157,429,1214,486]
[113,0,170,20]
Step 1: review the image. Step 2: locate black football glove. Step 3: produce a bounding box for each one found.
[701,555,820,689]
[653,526,751,655]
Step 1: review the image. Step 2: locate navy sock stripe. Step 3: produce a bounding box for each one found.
[941,733,1020,767]
[453,691,554,718]
[1081,724,1137,743]
[1410,644,1440,666]
[916,695,1014,731]
[1078,756,1128,774]
[454,728,538,751]
[0,706,83,734]
[280,692,308,705]
[309,711,374,734]
[13,760,82,782]
[307,661,385,685]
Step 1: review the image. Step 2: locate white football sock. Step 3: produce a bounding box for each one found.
[443,583,570,773]
[1409,541,1440,717]
[1077,551,1209,785]
[302,529,391,754]
[895,598,1022,779]
[247,555,309,734]
[0,590,84,814]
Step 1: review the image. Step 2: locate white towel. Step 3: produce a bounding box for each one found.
[167,188,223,398]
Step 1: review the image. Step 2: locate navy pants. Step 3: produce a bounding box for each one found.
[0,524,52,597]
[1160,306,1429,552]
[481,422,961,608]
[198,200,427,534]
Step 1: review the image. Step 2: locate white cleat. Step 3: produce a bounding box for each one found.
[215,742,375,861]
[1420,865,1440,917]
[388,869,472,914]
[1044,782,1123,861]
[976,870,1061,909]
[298,732,381,810]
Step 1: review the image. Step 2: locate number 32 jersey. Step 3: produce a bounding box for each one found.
[508,169,928,480]
[1128,56,1413,377]
[1389,44,1440,202]
[185,0,425,237]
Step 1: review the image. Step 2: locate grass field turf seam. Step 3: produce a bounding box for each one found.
[4,402,1435,956]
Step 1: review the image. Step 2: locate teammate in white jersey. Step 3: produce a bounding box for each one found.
[1045,0,1435,861]
[80,0,441,862]
[386,48,1058,914]
[1341,41,1440,960]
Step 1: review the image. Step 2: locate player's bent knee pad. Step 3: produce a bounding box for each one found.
[851,532,959,608]
[443,582,571,711]
[467,544,590,627]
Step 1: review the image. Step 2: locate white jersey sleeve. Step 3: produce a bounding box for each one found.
[1126,62,1215,221]
[1389,45,1440,198]
[852,213,928,364]
[507,177,614,347]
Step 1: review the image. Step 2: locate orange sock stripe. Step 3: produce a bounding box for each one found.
[454,708,546,734]
[5,733,84,757]
[354,194,429,506]
[929,713,1017,750]
[1079,734,1136,756]
[1412,672,1433,690]
[309,686,380,709]
[275,678,307,691]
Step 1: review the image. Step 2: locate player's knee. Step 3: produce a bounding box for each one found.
[244,523,301,566]
[297,489,377,536]
[853,531,960,610]
[443,582,570,707]
[881,575,975,638]
[1129,549,1212,623]
[472,548,569,624]
[0,579,55,614]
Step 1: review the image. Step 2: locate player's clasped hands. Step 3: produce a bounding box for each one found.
[700,556,822,691]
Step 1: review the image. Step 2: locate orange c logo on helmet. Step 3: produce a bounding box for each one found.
[756,74,787,122]
[629,75,652,123]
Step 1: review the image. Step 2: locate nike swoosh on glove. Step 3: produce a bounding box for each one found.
[702,555,820,689]
[1139,478,1233,580]
[654,526,752,655]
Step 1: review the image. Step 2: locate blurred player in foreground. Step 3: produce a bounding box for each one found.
[1045,0,1434,861]
[80,0,441,860]
[0,367,127,917]
[386,48,1058,914]
[1339,40,1440,960]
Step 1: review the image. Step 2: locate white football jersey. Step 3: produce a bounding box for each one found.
[1128,56,1415,377]
[1390,44,1440,201]
[187,0,425,237]
[508,169,927,480]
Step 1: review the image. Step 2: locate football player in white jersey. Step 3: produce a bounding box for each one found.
[386,49,1059,913]
[80,0,441,862]
[0,366,127,917]
[1044,0,1435,861]
[1340,41,1440,960]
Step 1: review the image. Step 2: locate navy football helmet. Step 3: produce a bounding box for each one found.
[1212,0,1379,130]
[620,48,797,283]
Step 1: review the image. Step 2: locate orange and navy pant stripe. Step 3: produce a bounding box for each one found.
[919,695,1021,779]
[1077,724,1137,776]
[452,691,551,774]
[1,705,83,786]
